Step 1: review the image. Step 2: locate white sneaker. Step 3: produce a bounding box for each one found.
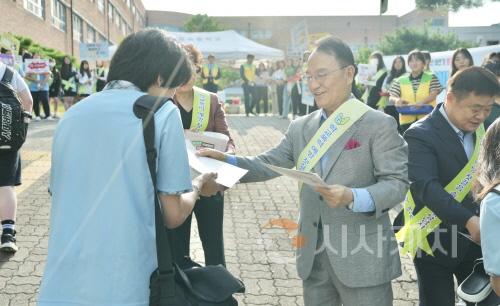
[46,116,55,121]
[34,116,41,121]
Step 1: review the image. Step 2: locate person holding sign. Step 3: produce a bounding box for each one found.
[24,53,53,121]
[199,36,408,306]
[171,44,235,268]
[395,67,499,306]
[389,50,443,133]
[361,51,387,110]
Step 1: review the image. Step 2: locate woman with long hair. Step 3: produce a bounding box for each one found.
[451,48,474,77]
[77,60,93,99]
[60,56,77,110]
[475,118,500,296]
[362,51,388,110]
[48,58,62,118]
[170,43,235,268]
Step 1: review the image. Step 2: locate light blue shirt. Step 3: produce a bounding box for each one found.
[480,187,500,277]
[27,72,50,92]
[439,105,474,159]
[38,88,192,306]
[226,110,376,213]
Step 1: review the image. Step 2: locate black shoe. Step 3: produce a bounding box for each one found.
[0,231,18,253]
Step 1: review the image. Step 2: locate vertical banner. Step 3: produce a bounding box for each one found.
[79,42,110,61]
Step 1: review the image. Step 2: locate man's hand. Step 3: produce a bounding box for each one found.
[315,185,353,209]
[395,98,409,107]
[465,216,481,243]
[193,172,218,197]
[196,148,227,162]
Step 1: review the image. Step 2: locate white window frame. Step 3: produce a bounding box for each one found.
[51,0,66,32]
[24,0,44,19]
[86,25,96,43]
[73,14,83,42]
[97,0,104,13]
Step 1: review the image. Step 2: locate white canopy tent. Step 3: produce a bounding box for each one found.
[166,30,285,61]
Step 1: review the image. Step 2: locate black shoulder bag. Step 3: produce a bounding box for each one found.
[133,95,245,306]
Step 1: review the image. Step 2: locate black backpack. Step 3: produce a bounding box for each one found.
[0,66,28,151]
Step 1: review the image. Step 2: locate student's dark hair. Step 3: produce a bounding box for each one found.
[482,60,500,77]
[421,50,431,62]
[387,56,407,84]
[474,118,500,201]
[61,56,73,79]
[315,36,360,99]
[448,66,499,101]
[370,51,386,71]
[407,49,426,64]
[451,48,474,77]
[107,29,192,91]
[79,60,91,78]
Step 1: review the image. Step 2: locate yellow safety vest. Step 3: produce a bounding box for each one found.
[399,72,436,125]
[190,86,212,132]
[242,63,256,82]
[202,64,220,85]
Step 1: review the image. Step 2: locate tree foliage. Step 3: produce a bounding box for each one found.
[355,47,374,64]
[415,0,500,12]
[184,14,224,32]
[14,34,76,66]
[378,27,476,55]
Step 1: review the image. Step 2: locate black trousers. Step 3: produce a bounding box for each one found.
[414,244,482,306]
[276,84,285,115]
[254,85,268,114]
[203,83,218,94]
[32,91,50,118]
[291,83,307,116]
[171,193,226,267]
[242,84,256,115]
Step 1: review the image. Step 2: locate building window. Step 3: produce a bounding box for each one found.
[108,3,113,20]
[121,20,127,35]
[24,0,45,18]
[114,12,120,27]
[73,14,83,42]
[131,4,135,14]
[97,34,107,42]
[51,0,66,31]
[431,18,445,27]
[97,0,104,13]
[86,25,96,43]
[126,0,130,8]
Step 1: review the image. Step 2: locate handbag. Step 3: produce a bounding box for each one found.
[133,95,245,306]
[457,259,500,306]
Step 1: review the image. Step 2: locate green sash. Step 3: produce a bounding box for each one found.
[62,77,76,92]
[396,124,486,257]
[296,99,370,173]
[190,87,211,132]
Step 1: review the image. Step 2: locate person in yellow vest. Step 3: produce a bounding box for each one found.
[199,36,408,306]
[240,54,257,116]
[201,54,221,94]
[389,50,443,133]
[362,51,388,110]
[394,67,499,306]
[171,44,235,268]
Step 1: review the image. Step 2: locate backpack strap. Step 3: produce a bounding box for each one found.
[133,95,177,298]
[1,66,14,84]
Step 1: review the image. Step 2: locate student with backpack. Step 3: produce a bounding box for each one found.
[0,61,33,253]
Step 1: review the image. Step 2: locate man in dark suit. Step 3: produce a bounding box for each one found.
[400,67,499,306]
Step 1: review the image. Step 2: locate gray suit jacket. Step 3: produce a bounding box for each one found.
[236,103,408,288]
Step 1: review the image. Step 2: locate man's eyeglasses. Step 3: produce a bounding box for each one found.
[304,66,348,83]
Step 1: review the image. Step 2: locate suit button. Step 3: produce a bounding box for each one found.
[319,196,324,201]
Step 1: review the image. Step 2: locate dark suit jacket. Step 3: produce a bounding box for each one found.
[402,103,480,266]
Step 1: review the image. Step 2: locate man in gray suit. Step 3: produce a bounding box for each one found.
[200,37,408,306]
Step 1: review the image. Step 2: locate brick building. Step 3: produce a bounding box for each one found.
[0,0,146,58]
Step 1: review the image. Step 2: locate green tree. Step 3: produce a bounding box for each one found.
[378,27,476,55]
[355,47,374,64]
[415,0,500,11]
[184,14,224,32]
